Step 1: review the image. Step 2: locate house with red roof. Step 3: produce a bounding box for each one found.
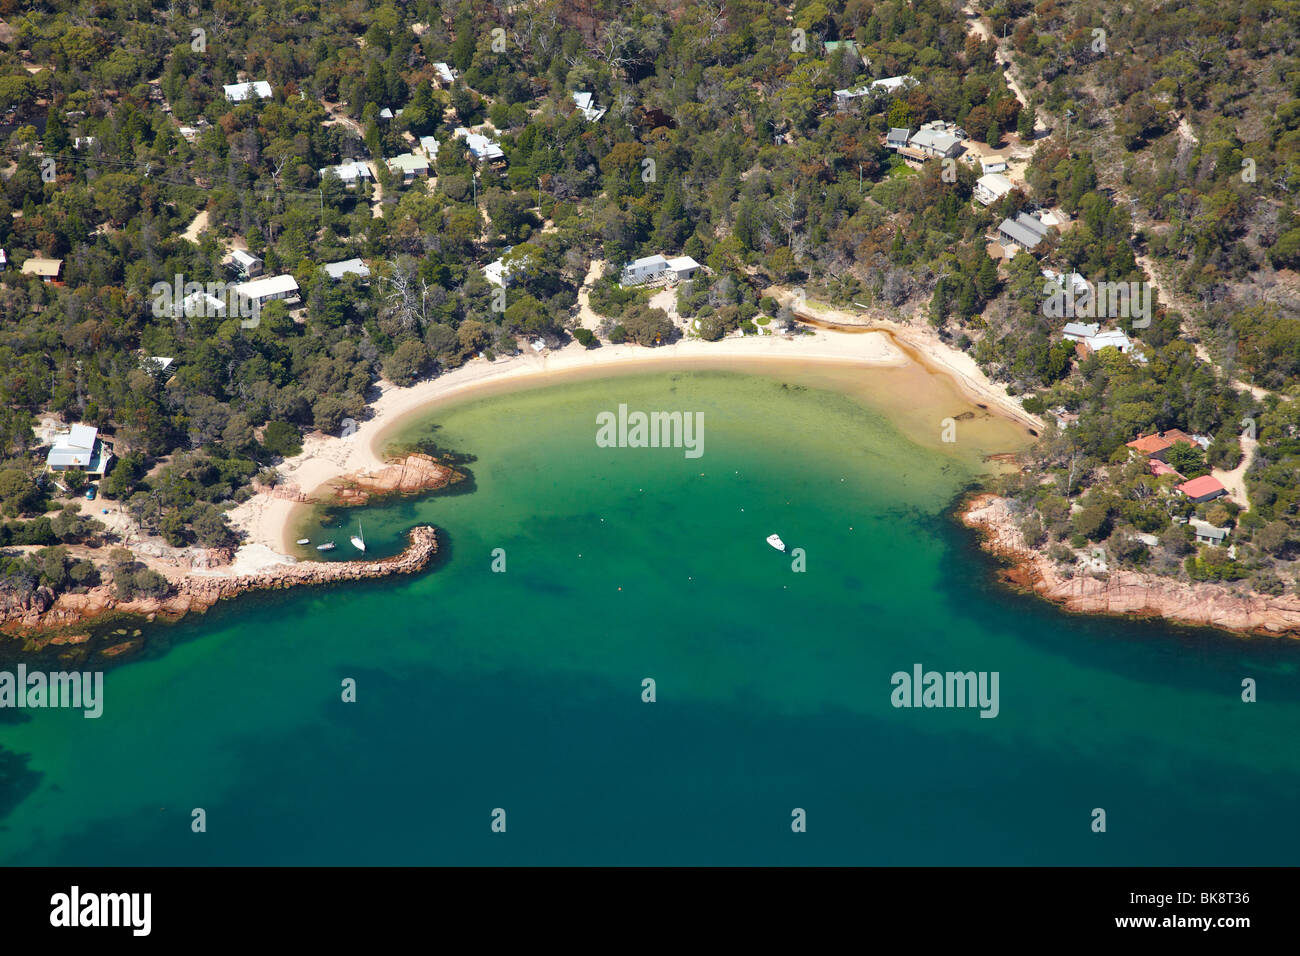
[1149,459,1183,479]
[1177,475,1227,504]
[1126,429,1198,462]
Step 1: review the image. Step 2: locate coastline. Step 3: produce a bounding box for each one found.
[2,319,1041,649]
[229,322,1042,559]
[0,526,441,661]
[960,492,1300,639]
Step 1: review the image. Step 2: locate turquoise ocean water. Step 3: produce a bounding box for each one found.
[1,365,1297,865]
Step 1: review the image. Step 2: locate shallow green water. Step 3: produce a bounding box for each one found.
[1,367,1297,865]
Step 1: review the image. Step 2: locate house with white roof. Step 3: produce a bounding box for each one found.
[223,81,273,103]
[981,157,1008,174]
[385,152,431,183]
[179,290,227,318]
[620,254,701,286]
[571,91,607,122]
[870,74,917,95]
[1084,328,1134,354]
[226,249,263,277]
[46,424,114,476]
[0,248,6,271]
[974,173,1014,205]
[454,127,505,163]
[234,274,299,311]
[419,136,439,160]
[1061,321,1100,343]
[483,249,535,288]
[1043,270,1090,297]
[433,63,457,87]
[322,258,370,281]
[319,161,374,187]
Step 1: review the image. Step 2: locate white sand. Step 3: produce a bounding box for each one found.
[225,322,1037,557]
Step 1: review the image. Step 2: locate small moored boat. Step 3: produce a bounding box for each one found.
[297,538,310,545]
[766,533,786,552]
[350,522,366,553]
[316,541,336,551]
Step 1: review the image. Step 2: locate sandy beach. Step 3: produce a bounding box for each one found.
[225,321,1043,562]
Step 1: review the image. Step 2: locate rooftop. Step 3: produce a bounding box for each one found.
[1177,475,1227,499]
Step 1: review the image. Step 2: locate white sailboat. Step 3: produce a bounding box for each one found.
[350,521,366,553]
[766,533,786,552]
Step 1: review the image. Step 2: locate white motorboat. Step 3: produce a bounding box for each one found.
[316,541,336,551]
[297,538,310,545]
[350,522,366,553]
[766,533,786,552]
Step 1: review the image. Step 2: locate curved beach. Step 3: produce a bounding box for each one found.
[225,324,1043,559]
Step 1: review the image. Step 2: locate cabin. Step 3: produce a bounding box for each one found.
[885,128,910,150]
[909,120,966,159]
[322,258,370,281]
[0,248,6,271]
[620,254,701,286]
[179,290,226,318]
[833,86,872,108]
[997,212,1051,253]
[872,75,917,95]
[974,173,1014,205]
[234,274,299,311]
[21,257,62,282]
[319,161,373,188]
[419,136,439,160]
[1189,519,1229,545]
[385,152,431,183]
[571,92,607,122]
[981,157,1009,174]
[1127,429,1198,463]
[1061,321,1100,343]
[1044,270,1090,297]
[46,424,114,476]
[1177,475,1228,504]
[223,81,273,103]
[1082,328,1134,354]
[454,128,505,163]
[226,249,263,277]
[433,63,457,87]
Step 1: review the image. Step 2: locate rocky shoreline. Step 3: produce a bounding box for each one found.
[0,525,440,663]
[960,493,1300,639]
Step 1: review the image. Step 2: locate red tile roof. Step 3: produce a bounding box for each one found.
[1177,475,1226,499]
[1149,460,1183,478]
[1127,430,1198,457]
[1127,432,1171,455]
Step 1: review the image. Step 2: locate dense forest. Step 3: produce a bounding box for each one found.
[0,0,1298,599]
